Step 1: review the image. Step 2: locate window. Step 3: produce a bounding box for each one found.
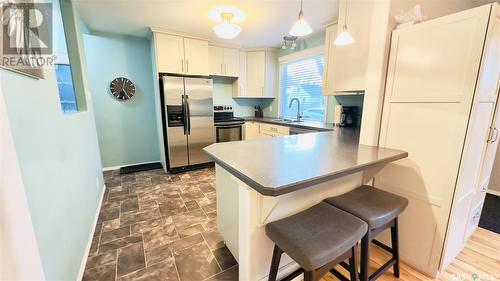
[280,53,325,122]
[54,0,78,114]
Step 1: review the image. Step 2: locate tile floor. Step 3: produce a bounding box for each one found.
[83,168,238,281]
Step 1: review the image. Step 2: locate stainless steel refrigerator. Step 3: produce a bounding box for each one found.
[161,75,215,172]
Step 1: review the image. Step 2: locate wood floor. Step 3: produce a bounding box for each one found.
[321,227,500,281]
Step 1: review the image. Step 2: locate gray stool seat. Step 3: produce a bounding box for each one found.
[324,185,408,229]
[265,202,367,271]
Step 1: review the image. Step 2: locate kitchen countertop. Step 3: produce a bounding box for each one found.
[203,131,407,196]
[242,116,335,131]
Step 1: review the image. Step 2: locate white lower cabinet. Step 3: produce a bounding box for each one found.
[244,122,290,140]
[244,122,260,140]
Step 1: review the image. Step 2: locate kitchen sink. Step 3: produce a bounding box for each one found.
[271,118,298,123]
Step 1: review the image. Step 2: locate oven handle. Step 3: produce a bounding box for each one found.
[214,123,245,128]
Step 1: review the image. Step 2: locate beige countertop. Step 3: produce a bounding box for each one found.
[203,131,407,196]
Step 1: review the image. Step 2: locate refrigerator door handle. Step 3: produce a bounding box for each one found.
[182,95,188,135]
[186,96,191,134]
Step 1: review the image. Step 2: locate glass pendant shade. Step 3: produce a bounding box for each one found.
[289,11,312,37]
[334,26,354,46]
[213,12,242,39]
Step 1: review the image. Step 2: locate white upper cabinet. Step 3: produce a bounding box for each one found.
[246,51,266,97]
[183,38,209,75]
[323,0,373,94]
[153,32,209,76]
[223,48,240,77]
[232,51,247,97]
[244,51,276,98]
[209,45,240,77]
[155,33,184,74]
[209,45,224,76]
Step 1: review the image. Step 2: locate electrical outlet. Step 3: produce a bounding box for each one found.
[269,105,273,112]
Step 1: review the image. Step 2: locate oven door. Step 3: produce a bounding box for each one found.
[215,124,243,143]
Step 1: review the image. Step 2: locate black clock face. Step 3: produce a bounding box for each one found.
[110,77,136,101]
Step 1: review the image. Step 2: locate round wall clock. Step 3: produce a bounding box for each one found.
[110,77,136,101]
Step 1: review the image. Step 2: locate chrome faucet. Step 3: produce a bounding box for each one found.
[289,98,301,122]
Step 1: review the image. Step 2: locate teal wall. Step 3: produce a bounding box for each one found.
[0,1,104,279]
[83,32,160,168]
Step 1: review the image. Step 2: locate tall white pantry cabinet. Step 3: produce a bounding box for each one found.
[375,3,500,277]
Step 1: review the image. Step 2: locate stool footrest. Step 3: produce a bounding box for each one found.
[339,261,350,271]
[372,239,393,254]
[369,258,396,281]
[329,268,351,281]
[279,268,304,281]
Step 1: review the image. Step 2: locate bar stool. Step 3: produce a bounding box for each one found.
[265,202,368,281]
[324,185,408,281]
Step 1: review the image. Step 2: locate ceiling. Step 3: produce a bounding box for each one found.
[73,0,338,48]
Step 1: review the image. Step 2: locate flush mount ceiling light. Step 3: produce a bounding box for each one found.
[334,0,354,46]
[213,12,242,39]
[289,0,312,37]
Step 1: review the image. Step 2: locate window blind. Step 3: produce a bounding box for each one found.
[280,54,325,122]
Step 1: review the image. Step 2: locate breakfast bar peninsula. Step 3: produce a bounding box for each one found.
[203,131,408,281]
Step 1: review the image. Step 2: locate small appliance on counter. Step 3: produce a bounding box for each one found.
[254,105,263,118]
[339,106,358,127]
[214,105,245,143]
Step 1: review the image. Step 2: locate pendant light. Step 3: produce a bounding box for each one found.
[289,0,312,37]
[334,0,354,46]
[213,12,242,39]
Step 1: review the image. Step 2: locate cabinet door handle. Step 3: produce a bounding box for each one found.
[221,64,223,75]
[493,128,499,143]
[186,60,189,73]
[224,64,227,75]
[181,59,184,72]
[261,86,264,96]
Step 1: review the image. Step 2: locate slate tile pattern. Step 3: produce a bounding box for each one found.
[83,168,238,281]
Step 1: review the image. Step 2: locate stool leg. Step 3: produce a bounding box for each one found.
[303,271,315,281]
[349,243,359,281]
[391,218,400,278]
[360,232,371,281]
[268,245,283,281]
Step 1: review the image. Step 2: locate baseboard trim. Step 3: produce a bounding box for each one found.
[486,189,500,197]
[77,184,106,280]
[102,161,160,172]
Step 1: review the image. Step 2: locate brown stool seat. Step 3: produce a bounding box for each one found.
[266,202,367,271]
[324,185,408,229]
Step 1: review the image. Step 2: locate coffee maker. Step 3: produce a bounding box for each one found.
[339,106,358,127]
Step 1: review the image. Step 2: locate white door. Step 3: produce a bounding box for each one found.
[223,48,240,77]
[183,38,209,76]
[246,51,265,97]
[209,45,223,76]
[155,33,184,74]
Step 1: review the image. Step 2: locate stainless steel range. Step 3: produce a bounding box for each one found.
[213,105,245,143]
